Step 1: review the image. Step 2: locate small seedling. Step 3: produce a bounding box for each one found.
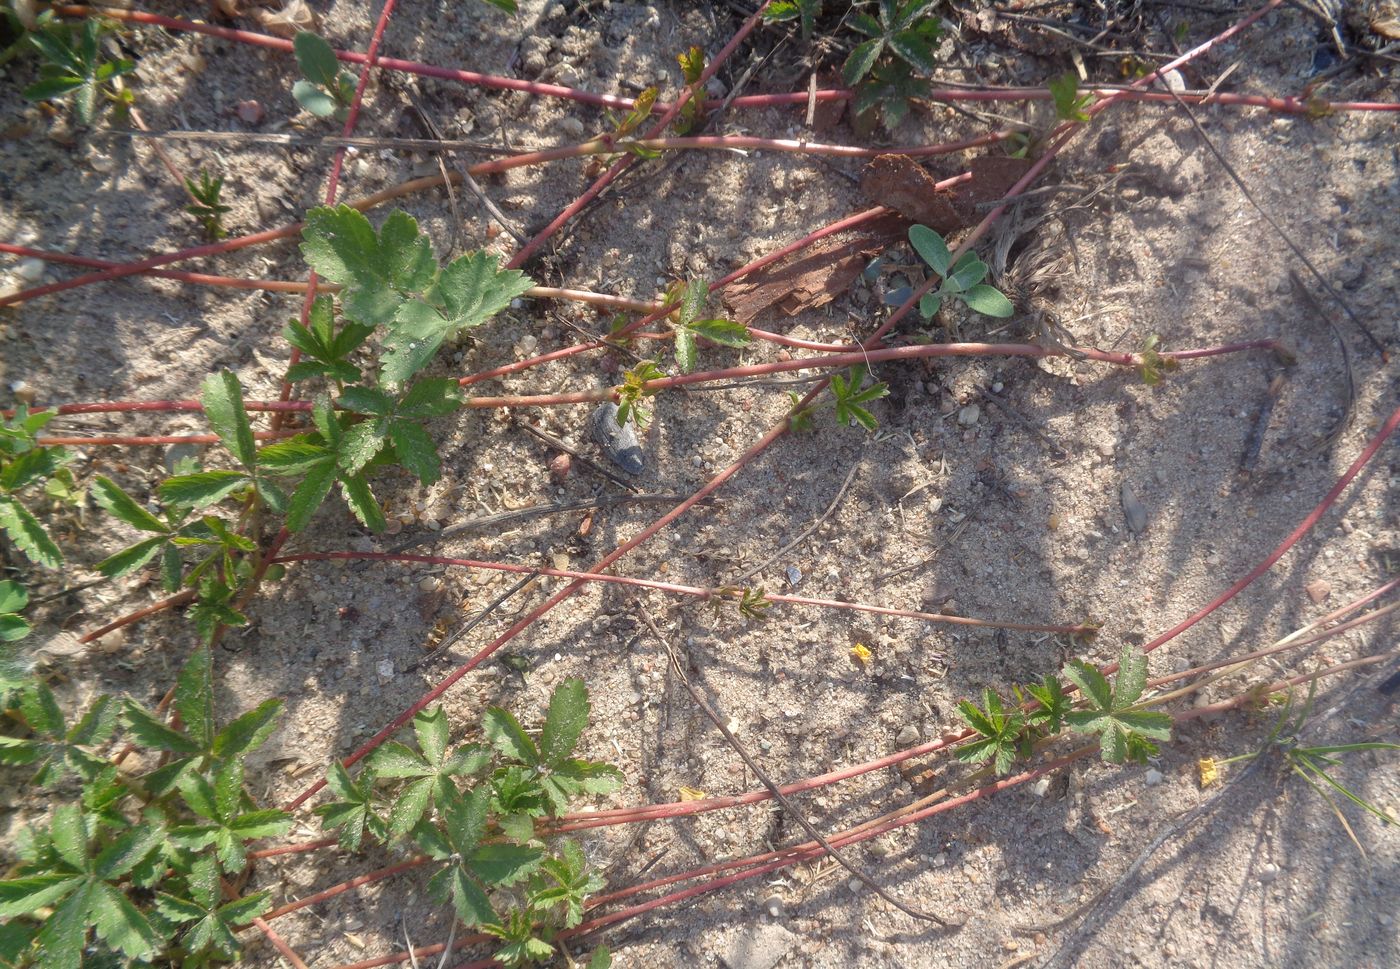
[184,170,231,241]
[956,688,1025,776]
[1049,71,1094,123]
[908,225,1015,320]
[0,644,287,967]
[715,585,772,622]
[313,680,621,966]
[1208,685,1398,856]
[666,279,751,374]
[1063,646,1174,764]
[22,17,134,126]
[1136,334,1179,385]
[292,30,357,122]
[673,45,708,135]
[597,87,662,167]
[830,364,890,431]
[842,0,942,130]
[614,359,666,427]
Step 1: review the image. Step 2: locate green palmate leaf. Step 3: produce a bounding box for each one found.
[689,318,751,348]
[540,678,590,767]
[158,470,249,509]
[388,420,441,484]
[1063,647,1173,764]
[843,37,884,85]
[176,644,216,751]
[909,224,951,276]
[468,842,543,887]
[91,475,166,532]
[396,377,464,418]
[37,880,92,969]
[380,249,533,387]
[955,688,1025,776]
[484,707,539,765]
[96,535,167,579]
[528,839,601,928]
[316,761,385,851]
[337,420,388,475]
[340,473,386,531]
[674,328,697,374]
[301,206,437,325]
[212,698,283,759]
[90,882,162,962]
[286,461,337,532]
[201,370,256,468]
[0,495,62,567]
[122,701,201,756]
[0,580,27,618]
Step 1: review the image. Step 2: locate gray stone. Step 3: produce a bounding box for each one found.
[592,401,644,474]
[1121,481,1148,534]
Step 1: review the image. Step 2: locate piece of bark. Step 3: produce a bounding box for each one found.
[722,214,908,325]
[860,153,1034,230]
[860,154,963,233]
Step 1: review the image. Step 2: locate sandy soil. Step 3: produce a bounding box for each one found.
[1,2,1398,968]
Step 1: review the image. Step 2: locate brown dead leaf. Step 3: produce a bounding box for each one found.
[256,0,320,37]
[721,214,908,325]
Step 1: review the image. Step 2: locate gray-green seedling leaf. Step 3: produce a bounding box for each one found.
[961,284,1014,318]
[293,31,341,88]
[292,79,339,118]
[909,224,951,276]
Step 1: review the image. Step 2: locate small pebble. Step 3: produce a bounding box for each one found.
[895,724,920,747]
[549,453,572,482]
[1144,768,1164,786]
[9,380,36,404]
[1031,777,1051,798]
[957,403,980,427]
[847,878,862,893]
[762,894,785,918]
[784,565,802,587]
[1304,579,1331,604]
[1258,862,1280,884]
[555,116,585,139]
[235,99,265,124]
[92,628,127,654]
[376,659,394,683]
[16,258,45,283]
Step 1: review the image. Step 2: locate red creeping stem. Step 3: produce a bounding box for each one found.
[24,336,1278,429]
[53,6,1400,116]
[505,0,775,267]
[270,550,1091,635]
[1142,399,1400,655]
